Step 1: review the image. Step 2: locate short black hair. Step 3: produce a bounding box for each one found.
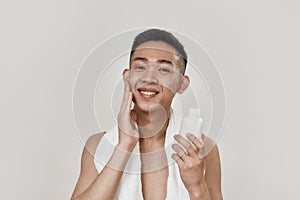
[130,29,188,74]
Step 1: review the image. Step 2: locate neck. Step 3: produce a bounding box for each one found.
[134,105,171,152]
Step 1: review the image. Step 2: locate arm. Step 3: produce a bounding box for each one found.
[71,80,139,200]
[205,144,223,200]
[70,134,136,200]
[188,182,211,200]
[188,145,223,200]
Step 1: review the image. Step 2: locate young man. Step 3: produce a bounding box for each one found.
[71,29,222,200]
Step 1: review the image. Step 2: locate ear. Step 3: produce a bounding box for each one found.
[177,75,190,94]
[122,69,130,82]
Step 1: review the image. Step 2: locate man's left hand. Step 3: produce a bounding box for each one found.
[171,133,207,194]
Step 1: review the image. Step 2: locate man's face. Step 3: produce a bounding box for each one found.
[124,41,189,112]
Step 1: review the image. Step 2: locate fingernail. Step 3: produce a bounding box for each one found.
[199,139,204,146]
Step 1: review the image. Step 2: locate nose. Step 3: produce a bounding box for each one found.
[140,67,159,84]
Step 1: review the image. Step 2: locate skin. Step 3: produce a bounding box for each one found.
[70,41,223,200]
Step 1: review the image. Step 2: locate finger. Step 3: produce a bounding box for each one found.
[171,154,184,167]
[121,81,131,111]
[186,133,204,150]
[120,81,129,110]
[127,91,133,111]
[174,134,198,158]
[118,82,136,135]
[130,109,137,122]
[172,144,190,161]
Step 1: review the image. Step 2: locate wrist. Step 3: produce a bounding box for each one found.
[188,181,211,200]
[116,142,136,152]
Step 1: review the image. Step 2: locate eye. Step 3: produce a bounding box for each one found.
[135,66,145,71]
[159,67,171,73]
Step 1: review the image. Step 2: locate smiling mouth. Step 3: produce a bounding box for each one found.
[137,88,160,98]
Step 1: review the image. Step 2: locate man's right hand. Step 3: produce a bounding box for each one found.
[117,81,139,151]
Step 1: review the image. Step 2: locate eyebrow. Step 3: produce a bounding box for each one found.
[132,57,175,66]
[132,57,148,62]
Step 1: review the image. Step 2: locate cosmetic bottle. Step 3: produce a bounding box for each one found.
[179,108,203,138]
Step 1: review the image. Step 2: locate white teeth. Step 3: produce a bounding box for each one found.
[140,91,156,96]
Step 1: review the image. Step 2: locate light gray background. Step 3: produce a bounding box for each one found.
[1,0,299,199]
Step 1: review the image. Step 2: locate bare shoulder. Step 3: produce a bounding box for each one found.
[79,131,107,174]
[200,134,220,159]
[84,131,107,157]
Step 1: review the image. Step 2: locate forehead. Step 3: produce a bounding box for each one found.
[131,41,179,62]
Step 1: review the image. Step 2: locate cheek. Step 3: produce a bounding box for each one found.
[159,78,180,94]
[127,75,139,92]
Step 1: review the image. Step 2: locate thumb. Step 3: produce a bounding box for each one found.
[130,109,137,123]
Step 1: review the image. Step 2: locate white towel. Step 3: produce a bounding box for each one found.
[93,108,190,199]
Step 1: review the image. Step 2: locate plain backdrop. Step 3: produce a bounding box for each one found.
[1,0,300,199]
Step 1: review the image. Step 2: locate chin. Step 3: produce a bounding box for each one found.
[135,101,158,113]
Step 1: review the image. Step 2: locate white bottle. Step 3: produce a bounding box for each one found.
[179,108,203,139]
